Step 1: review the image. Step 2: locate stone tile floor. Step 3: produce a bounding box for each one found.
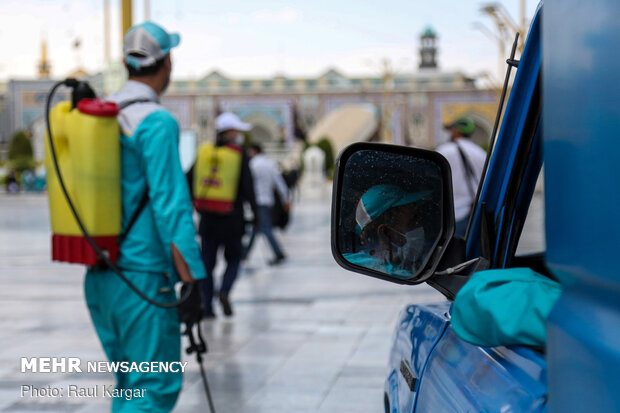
[0,193,446,412]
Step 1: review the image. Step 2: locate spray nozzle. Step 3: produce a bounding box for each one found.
[64,78,79,88]
[64,78,96,109]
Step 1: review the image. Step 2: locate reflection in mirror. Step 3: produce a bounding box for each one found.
[339,150,443,280]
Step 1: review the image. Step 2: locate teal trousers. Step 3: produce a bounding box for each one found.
[85,269,182,413]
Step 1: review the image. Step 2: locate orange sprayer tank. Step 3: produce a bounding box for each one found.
[45,98,121,265]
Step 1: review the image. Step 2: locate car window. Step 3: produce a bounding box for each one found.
[515,168,545,255]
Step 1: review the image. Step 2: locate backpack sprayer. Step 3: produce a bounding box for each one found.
[45,79,216,413]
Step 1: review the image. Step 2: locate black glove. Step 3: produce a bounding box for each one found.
[176,282,203,327]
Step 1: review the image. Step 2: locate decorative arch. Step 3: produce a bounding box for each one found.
[244,113,281,144]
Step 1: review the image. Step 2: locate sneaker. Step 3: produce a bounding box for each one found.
[268,255,286,266]
[219,295,233,316]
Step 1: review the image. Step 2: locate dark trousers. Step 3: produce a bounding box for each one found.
[200,236,243,314]
[245,205,285,259]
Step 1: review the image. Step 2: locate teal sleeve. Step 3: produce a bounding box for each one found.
[451,268,562,348]
[138,110,206,282]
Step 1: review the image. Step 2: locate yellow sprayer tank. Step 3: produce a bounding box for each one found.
[45,98,121,265]
[193,143,242,213]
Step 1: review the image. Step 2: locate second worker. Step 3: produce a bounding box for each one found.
[189,112,257,318]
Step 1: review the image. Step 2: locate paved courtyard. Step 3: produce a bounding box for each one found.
[0,193,448,413]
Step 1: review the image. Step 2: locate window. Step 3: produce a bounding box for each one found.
[175,81,189,91]
[515,171,545,255]
[395,78,410,88]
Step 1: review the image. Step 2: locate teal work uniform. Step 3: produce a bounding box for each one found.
[85,80,205,413]
[343,251,412,279]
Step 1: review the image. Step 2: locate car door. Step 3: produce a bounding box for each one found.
[413,5,549,412]
[385,303,450,413]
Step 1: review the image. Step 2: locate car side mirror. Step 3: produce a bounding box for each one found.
[331,143,456,285]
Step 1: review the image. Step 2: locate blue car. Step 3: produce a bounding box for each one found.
[330,2,620,412]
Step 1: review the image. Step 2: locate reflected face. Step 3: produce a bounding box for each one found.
[379,204,421,240]
[337,149,444,280]
[364,203,426,273]
[364,204,418,247]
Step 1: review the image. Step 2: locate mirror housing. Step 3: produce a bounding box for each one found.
[331,143,458,289]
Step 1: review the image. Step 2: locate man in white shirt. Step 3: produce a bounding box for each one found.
[246,143,290,265]
[436,116,487,238]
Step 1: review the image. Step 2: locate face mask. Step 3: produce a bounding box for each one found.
[389,227,426,273]
[236,133,244,145]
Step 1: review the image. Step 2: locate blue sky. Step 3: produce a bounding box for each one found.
[0,0,539,82]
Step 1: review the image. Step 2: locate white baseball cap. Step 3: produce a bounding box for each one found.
[216,112,252,132]
[123,21,180,69]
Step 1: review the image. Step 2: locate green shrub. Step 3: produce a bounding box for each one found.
[316,137,335,179]
[8,130,33,161]
[242,131,252,148]
[10,157,36,174]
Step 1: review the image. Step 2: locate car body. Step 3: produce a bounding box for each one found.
[331,1,620,412]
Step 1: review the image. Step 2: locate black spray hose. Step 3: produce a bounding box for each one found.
[45,79,194,309]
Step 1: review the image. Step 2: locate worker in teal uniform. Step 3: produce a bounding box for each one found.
[84,22,205,413]
[344,184,433,278]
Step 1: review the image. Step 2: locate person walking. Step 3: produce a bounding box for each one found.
[189,112,257,317]
[5,170,19,193]
[245,143,290,265]
[87,21,205,413]
[436,116,486,238]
